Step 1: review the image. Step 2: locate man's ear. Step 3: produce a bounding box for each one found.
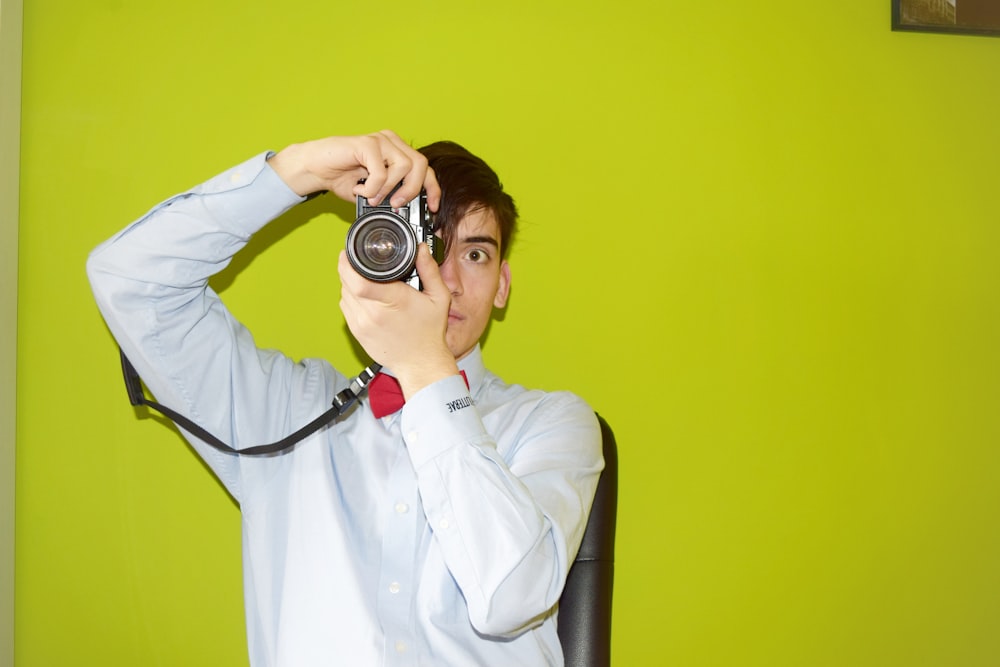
[494,260,511,309]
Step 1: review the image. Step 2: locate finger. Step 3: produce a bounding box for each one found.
[354,131,421,205]
[337,250,362,294]
[423,166,441,213]
[359,131,412,207]
[338,249,377,301]
[338,249,408,306]
[413,243,449,302]
[351,137,390,204]
[375,130,433,209]
[378,130,419,198]
[377,131,439,210]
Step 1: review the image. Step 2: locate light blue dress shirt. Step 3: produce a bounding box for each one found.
[87,153,604,667]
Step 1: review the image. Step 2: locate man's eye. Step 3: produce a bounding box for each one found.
[467,249,488,263]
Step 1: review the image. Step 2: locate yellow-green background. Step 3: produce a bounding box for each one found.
[14,0,1000,665]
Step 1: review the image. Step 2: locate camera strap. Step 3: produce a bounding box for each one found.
[119,349,382,457]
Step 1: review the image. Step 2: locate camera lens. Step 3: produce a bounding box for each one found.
[346,212,418,282]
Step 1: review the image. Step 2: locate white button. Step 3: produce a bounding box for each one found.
[395,502,409,514]
[229,171,243,184]
[439,518,451,530]
[389,582,401,594]
[407,431,419,442]
[395,641,407,654]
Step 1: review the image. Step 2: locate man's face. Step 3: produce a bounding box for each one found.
[438,207,511,361]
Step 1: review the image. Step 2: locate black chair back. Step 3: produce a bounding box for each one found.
[557,413,618,666]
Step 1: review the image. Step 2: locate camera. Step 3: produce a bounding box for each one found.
[346,183,443,289]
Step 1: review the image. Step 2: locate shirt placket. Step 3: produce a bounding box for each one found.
[376,444,421,665]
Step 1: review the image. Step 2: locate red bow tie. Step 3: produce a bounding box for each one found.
[368,371,469,419]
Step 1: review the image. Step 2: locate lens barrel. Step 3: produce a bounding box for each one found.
[345,212,418,282]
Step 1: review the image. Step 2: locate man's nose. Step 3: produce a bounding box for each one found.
[438,257,462,295]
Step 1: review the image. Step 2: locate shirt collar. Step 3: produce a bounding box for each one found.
[456,344,486,397]
[372,344,487,424]
[376,344,485,389]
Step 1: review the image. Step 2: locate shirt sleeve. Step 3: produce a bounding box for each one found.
[399,374,604,638]
[86,153,327,498]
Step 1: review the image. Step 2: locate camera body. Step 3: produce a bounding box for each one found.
[346,184,442,290]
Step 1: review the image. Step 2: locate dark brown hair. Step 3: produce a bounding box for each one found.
[418,141,518,259]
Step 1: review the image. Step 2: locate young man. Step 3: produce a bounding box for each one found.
[87,130,603,666]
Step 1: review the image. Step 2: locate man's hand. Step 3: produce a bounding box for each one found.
[268,130,441,212]
[338,244,459,399]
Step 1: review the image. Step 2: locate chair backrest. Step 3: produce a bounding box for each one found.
[557,413,619,667]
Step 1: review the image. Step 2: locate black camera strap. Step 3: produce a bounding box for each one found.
[119,349,381,457]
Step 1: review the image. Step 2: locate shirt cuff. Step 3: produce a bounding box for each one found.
[192,151,307,237]
[399,374,492,469]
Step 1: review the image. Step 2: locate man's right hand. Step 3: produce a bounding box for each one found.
[338,243,459,401]
[267,130,441,213]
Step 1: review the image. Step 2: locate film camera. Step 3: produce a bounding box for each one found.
[345,183,444,290]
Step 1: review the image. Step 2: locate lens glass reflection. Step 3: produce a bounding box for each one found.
[362,227,404,267]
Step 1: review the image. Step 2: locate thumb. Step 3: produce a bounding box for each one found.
[414,243,449,300]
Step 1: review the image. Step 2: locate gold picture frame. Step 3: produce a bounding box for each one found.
[892,0,1000,35]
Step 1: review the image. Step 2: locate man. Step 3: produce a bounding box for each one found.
[87,130,603,666]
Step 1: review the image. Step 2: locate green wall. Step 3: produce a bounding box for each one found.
[16,0,1000,665]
